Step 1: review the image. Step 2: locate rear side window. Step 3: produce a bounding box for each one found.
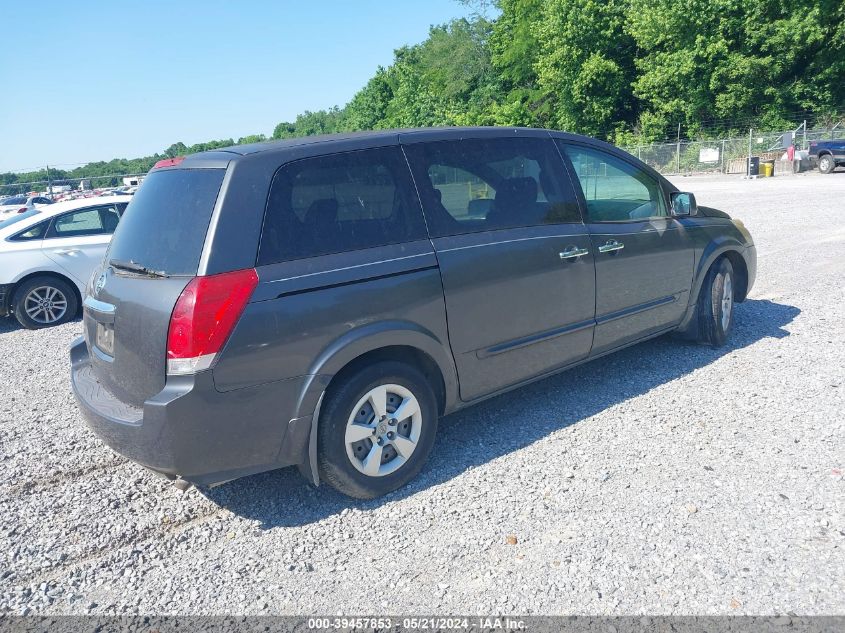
[9,219,49,241]
[403,137,581,238]
[258,147,427,265]
[107,169,225,276]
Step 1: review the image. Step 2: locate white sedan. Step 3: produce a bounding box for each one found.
[0,195,54,216]
[0,196,132,328]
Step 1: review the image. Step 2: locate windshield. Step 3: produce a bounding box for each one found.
[0,209,40,230]
[106,168,225,276]
[2,196,26,205]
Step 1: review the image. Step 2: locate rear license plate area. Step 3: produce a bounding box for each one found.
[95,322,115,356]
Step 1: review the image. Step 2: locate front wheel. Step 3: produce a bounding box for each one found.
[695,257,735,347]
[318,361,438,499]
[818,154,836,174]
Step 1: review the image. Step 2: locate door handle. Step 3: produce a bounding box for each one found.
[598,240,625,253]
[559,247,589,260]
[53,248,81,255]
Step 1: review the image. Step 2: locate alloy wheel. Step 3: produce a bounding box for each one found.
[721,273,733,331]
[24,286,68,324]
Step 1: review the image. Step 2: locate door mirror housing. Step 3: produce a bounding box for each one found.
[671,192,697,217]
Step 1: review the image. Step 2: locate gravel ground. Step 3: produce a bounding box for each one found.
[0,171,843,616]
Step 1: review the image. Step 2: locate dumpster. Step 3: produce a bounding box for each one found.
[747,156,760,176]
[761,161,774,177]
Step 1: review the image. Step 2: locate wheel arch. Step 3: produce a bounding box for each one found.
[305,320,458,417]
[721,250,749,302]
[328,345,448,416]
[691,239,749,305]
[677,241,749,337]
[292,321,459,488]
[10,270,83,317]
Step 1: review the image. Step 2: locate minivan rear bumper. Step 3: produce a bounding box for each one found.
[69,336,313,486]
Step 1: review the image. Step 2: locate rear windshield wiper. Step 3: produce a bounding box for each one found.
[108,258,169,278]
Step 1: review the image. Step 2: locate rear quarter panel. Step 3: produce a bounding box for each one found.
[211,241,459,418]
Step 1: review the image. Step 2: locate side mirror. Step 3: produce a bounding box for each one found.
[671,191,697,217]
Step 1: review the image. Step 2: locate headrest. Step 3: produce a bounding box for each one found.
[495,177,537,207]
[304,198,338,225]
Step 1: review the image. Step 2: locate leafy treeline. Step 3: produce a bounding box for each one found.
[273,0,844,143]
[0,135,267,192]
[3,0,842,191]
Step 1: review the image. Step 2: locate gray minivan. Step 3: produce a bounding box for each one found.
[70,127,756,499]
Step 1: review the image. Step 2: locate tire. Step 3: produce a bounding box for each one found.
[695,257,735,347]
[12,275,79,330]
[318,361,438,499]
[818,154,836,174]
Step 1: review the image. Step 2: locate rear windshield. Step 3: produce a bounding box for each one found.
[107,168,225,276]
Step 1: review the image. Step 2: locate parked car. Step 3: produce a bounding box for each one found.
[70,128,756,499]
[0,195,53,216]
[0,196,131,328]
[809,139,845,173]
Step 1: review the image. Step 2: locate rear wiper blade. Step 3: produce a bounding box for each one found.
[108,258,169,278]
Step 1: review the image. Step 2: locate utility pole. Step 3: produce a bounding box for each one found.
[46,165,53,196]
[721,139,726,173]
[676,123,681,174]
[803,119,807,151]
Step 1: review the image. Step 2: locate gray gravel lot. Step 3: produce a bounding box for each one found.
[1,172,843,616]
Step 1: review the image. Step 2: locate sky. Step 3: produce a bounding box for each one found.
[0,0,477,173]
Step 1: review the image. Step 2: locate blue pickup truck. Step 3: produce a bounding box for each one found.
[809,139,845,173]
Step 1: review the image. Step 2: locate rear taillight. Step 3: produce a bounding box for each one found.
[17,207,27,213]
[166,268,259,375]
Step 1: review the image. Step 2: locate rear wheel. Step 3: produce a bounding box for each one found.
[695,258,734,347]
[818,154,836,174]
[318,361,438,499]
[12,276,78,329]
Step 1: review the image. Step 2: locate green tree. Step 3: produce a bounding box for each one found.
[489,0,543,90]
[534,0,637,137]
[272,108,346,139]
[164,142,188,158]
[627,0,845,138]
[5,0,845,195]
[344,68,394,131]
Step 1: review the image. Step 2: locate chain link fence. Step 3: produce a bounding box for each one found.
[0,173,146,199]
[622,125,843,176]
[2,123,843,197]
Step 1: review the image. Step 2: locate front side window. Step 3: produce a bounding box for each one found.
[258,147,427,265]
[558,142,668,222]
[404,137,581,238]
